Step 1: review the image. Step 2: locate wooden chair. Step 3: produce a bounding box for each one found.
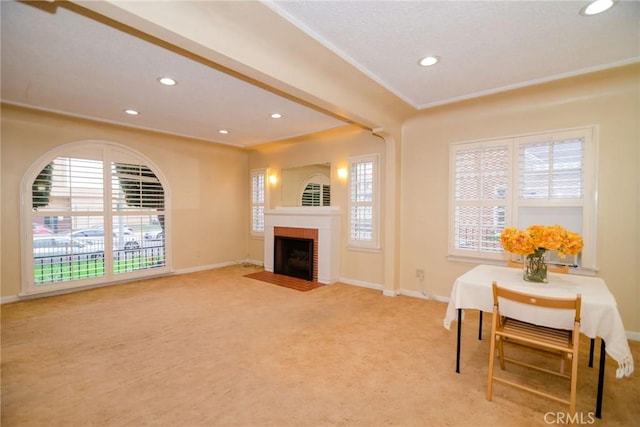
[507,260,570,274]
[487,281,582,416]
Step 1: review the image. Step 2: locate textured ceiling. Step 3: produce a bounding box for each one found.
[268,0,640,108]
[0,0,349,147]
[1,1,638,147]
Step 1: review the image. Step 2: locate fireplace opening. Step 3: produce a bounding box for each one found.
[274,236,314,281]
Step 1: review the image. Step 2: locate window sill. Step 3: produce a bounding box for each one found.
[446,255,597,276]
[347,245,381,254]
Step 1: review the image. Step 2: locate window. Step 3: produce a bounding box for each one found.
[449,127,597,270]
[300,174,330,206]
[22,142,169,295]
[251,169,265,235]
[452,140,510,255]
[348,154,379,249]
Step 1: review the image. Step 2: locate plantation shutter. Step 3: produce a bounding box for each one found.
[519,138,584,199]
[322,184,330,206]
[35,157,105,216]
[112,163,164,211]
[301,183,331,206]
[449,127,594,269]
[301,183,320,206]
[28,143,168,291]
[516,136,586,266]
[251,171,265,233]
[453,143,509,253]
[350,160,374,242]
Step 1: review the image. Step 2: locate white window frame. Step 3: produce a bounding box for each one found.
[348,153,380,251]
[448,126,598,272]
[250,169,266,236]
[20,141,171,296]
[449,137,512,259]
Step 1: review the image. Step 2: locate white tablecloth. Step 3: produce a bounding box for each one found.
[443,264,634,378]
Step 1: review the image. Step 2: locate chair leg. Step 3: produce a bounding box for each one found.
[456,309,462,373]
[497,337,506,370]
[596,341,606,419]
[569,350,579,417]
[487,329,497,401]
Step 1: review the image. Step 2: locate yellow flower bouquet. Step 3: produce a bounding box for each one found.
[500,225,583,282]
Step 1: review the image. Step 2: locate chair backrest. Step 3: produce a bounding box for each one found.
[492,281,581,322]
[507,260,570,274]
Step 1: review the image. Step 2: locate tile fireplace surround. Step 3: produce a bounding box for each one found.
[264,207,341,284]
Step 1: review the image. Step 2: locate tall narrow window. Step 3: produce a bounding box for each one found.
[452,140,510,254]
[348,154,379,249]
[251,169,265,235]
[23,142,169,295]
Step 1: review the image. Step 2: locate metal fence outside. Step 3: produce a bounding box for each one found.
[34,246,166,284]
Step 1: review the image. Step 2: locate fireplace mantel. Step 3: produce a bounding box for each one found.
[264,207,341,284]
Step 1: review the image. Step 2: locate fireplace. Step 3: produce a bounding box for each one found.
[274,236,314,281]
[272,226,318,282]
[264,207,340,284]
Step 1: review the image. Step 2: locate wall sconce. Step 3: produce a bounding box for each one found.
[337,168,348,180]
[269,174,278,185]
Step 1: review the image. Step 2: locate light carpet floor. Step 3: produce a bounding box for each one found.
[1,265,638,426]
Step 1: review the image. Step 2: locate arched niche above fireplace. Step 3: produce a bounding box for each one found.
[281,163,331,207]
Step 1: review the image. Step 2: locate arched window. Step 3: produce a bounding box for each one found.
[300,174,330,206]
[21,141,170,295]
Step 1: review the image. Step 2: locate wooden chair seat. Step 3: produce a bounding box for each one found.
[501,318,573,351]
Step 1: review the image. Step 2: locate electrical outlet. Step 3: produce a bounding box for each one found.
[416,269,424,281]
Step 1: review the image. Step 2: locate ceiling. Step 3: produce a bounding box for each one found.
[2,0,638,148]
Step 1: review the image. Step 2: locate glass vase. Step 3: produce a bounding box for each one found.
[523,249,548,283]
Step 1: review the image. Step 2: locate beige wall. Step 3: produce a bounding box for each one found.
[400,64,640,331]
[1,105,249,298]
[248,125,386,287]
[2,64,638,335]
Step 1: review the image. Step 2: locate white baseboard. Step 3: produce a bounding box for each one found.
[337,276,383,291]
[173,260,238,275]
[382,289,400,297]
[399,288,450,303]
[1,295,21,305]
[626,331,640,342]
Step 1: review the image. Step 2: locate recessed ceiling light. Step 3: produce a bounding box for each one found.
[158,77,177,86]
[270,113,283,119]
[125,109,139,115]
[581,0,615,16]
[418,56,439,67]
[219,129,229,134]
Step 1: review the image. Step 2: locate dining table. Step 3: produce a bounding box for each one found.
[443,264,634,418]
